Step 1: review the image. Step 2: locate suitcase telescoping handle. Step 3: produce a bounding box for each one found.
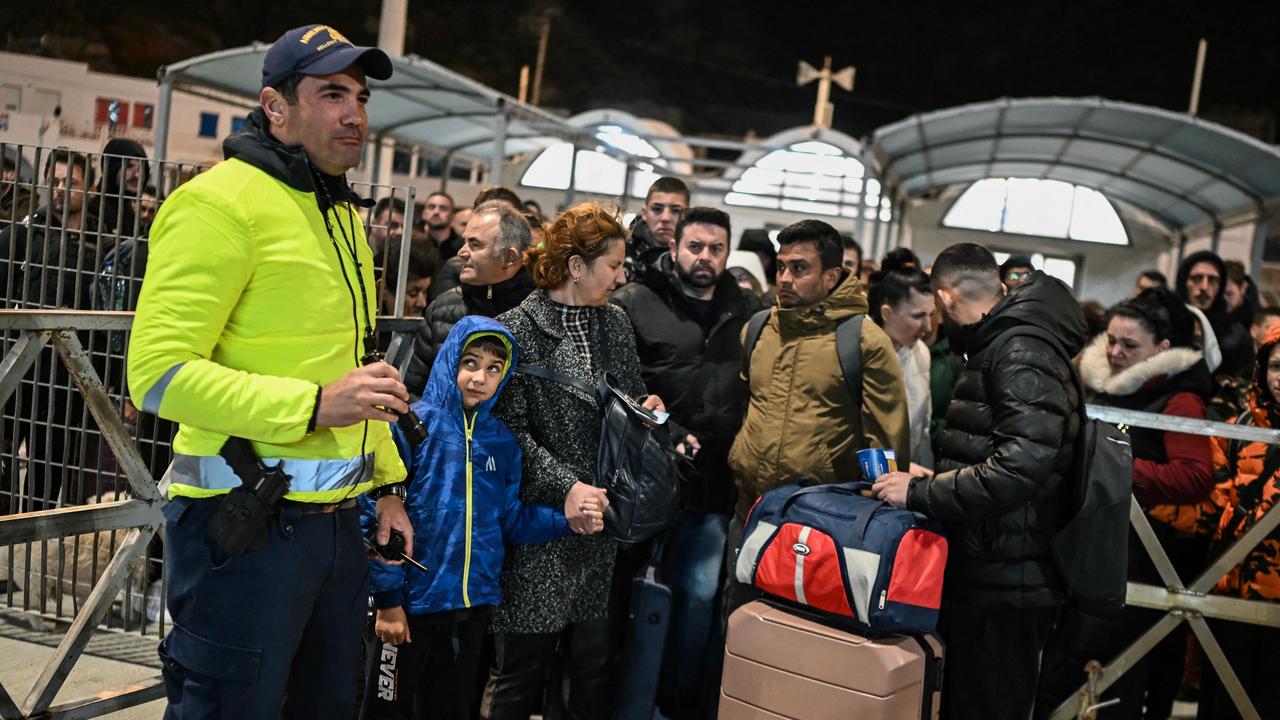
[779,482,881,541]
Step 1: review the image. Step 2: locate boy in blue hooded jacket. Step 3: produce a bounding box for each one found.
[359,316,604,719]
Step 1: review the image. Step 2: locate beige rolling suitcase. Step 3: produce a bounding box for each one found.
[720,600,943,720]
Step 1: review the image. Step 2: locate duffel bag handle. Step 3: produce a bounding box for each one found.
[779,481,881,540]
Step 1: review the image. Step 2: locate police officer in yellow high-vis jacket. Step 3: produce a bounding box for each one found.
[127,24,413,719]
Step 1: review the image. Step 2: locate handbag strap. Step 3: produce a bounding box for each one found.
[516,362,596,397]
[516,306,618,398]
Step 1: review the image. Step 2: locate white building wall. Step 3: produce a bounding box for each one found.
[0,51,249,168]
[1218,224,1256,265]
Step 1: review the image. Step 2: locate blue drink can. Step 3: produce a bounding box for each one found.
[857,448,898,480]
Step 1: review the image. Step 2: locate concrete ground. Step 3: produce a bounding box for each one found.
[0,611,163,718]
[0,607,1203,720]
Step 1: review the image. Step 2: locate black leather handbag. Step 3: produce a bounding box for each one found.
[517,363,681,545]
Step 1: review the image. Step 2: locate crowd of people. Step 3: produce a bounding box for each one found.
[344,168,1280,718]
[3,23,1280,720]
[0,139,162,513]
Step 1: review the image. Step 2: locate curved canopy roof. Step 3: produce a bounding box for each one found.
[871,97,1280,232]
[716,127,889,220]
[723,126,865,183]
[157,44,629,165]
[566,108,695,177]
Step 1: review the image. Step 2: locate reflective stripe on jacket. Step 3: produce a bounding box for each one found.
[167,453,374,498]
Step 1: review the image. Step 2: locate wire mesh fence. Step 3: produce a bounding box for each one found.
[0,141,423,646]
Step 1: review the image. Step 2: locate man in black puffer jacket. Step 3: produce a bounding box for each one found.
[403,201,534,397]
[872,243,1086,719]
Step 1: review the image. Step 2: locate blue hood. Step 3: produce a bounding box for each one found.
[422,315,519,423]
[364,314,568,615]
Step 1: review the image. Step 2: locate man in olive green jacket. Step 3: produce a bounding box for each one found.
[728,219,910,520]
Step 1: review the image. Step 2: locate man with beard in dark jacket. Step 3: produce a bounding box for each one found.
[0,148,99,308]
[420,191,464,259]
[403,200,534,397]
[612,207,761,716]
[872,243,1085,719]
[89,137,148,242]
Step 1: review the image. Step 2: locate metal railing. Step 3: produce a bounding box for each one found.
[0,311,164,718]
[0,141,426,718]
[0,311,419,719]
[1048,405,1280,720]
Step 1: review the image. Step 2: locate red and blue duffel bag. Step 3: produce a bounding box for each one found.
[735,481,948,635]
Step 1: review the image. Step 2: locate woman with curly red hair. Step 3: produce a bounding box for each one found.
[481,203,667,719]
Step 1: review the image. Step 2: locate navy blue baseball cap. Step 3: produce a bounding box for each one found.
[261,24,393,90]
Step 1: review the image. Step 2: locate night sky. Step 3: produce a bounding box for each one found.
[4,0,1278,141]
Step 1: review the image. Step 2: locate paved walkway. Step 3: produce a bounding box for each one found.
[0,607,1204,719]
[0,610,162,718]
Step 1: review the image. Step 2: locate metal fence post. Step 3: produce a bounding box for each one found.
[1045,405,1280,719]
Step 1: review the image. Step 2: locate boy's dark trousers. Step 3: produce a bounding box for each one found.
[159,495,368,719]
[362,607,491,720]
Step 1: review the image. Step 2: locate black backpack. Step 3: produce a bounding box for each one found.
[988,326,1134,610]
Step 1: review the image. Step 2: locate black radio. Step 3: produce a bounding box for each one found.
[362,345,428,447]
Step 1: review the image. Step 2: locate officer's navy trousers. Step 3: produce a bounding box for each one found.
[159,495,368,719]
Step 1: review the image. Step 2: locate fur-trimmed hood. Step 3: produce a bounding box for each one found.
[1079,332,1204,397]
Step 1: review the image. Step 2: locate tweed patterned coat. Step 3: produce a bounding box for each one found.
[491,289,648,634]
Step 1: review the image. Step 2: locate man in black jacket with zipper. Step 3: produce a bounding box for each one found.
[403,200,534,397]
[872,243,1086,719]
[612,206,761,717]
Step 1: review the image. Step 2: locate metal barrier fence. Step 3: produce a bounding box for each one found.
[1048,406,1280,720]
[0,141,424,717]
[0,140,423,521]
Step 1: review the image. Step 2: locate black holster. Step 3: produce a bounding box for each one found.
[207,437,292,557]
